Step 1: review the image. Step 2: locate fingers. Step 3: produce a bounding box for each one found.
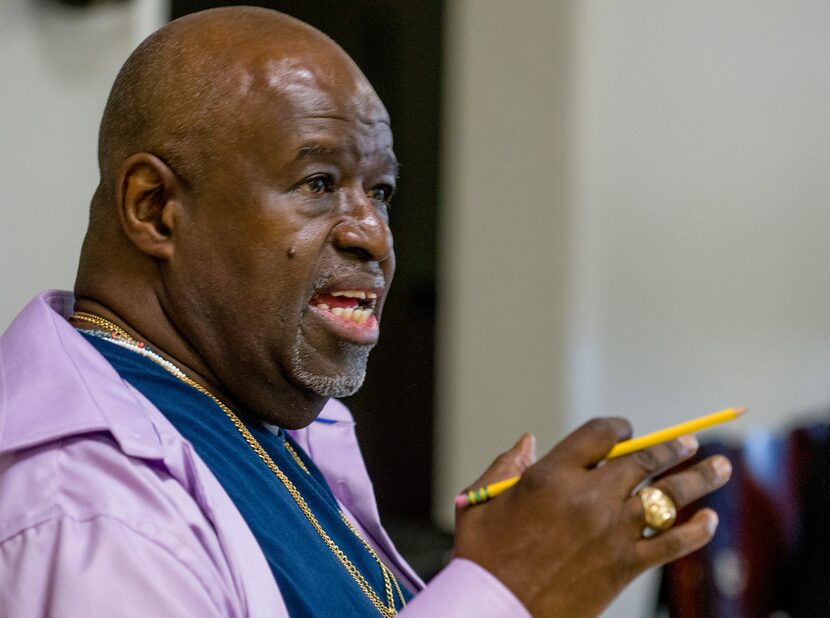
[623,453,731,523]
[622,454,731,530]
[603,434,700,492]
[452,422,732,614]
[540,418,632,469]
[635,508,720,568]
[624,454,731,569]
[652,455,732,510]
[459,433,537,497]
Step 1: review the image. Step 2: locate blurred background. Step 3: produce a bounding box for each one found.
[2,0,829,615]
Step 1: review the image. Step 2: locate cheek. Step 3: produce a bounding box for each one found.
[169,231,268,318]
[233,244,319,321]
[178,203,330,319]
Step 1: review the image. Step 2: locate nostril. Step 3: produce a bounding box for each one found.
[340,246,374,261]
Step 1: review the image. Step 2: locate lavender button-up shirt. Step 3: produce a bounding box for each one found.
[0,291,529,617]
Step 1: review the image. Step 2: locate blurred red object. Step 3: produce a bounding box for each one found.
[658,423,830,617]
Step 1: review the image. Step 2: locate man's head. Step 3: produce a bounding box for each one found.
[75,7,397,427]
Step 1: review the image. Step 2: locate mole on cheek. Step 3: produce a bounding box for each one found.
[286,247,297,258]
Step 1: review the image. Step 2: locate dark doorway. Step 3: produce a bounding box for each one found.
[170,0,447,577]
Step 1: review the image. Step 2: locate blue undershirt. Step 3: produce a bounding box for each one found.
[83,333,411,617]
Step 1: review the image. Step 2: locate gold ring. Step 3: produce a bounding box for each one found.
[638,486,677,531]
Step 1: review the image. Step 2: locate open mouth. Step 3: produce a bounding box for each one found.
[309,290,378,325]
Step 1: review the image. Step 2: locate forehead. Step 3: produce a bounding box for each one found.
[241,56,394,164]
[261,57,384,118]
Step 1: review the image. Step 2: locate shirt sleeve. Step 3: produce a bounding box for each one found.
[0,515,232,618]
[400,558,531,617]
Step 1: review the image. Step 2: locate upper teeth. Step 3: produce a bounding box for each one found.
[311,289,378,325]
[331,290,377,300]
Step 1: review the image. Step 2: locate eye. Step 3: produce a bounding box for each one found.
[299,175,334,196]
[367,184,395,204]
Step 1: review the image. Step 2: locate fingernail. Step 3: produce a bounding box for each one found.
[678,434,699,454]
[713,456,732,479]
[523,433,538,464]
[707,511,719,534]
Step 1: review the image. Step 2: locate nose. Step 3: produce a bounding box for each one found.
[332,191,393,262]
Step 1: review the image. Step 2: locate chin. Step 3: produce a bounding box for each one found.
[297,370,367,398]
[288,340,371,398]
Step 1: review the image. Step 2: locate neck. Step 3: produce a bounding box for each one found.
[70,295,327,427]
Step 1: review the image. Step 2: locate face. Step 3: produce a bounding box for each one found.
[164,48,397,426]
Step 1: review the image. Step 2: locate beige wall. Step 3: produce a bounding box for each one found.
[435,0,573,522]
[0,0,164,329]
[439,1,830,615]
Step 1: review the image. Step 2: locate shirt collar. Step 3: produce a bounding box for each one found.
[0,290,164,458]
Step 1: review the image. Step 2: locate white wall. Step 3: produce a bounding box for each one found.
[0,0,164,329]
[439,1,830,616]
[569,0,830,442]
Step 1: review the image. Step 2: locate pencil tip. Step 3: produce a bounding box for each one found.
[734,406,748,415]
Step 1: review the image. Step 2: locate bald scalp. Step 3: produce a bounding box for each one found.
[92,6,339,220]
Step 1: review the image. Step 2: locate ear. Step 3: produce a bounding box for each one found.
[116,152,183,260]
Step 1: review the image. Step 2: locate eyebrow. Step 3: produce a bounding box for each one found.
[297,144,336,159]
[295,143,400,177]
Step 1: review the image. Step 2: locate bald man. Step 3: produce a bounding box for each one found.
[0,7,732,617]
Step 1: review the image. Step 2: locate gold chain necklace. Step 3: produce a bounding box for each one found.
[71,311,406,617]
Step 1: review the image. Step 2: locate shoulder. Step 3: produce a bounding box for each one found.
[0,432,242,616]
[0,292,284,615]
[0,430,211,554]
[0,508,231,616]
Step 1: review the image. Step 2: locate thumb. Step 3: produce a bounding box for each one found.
[460,433,537,497]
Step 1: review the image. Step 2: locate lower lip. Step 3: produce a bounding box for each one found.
[307,304,380,345]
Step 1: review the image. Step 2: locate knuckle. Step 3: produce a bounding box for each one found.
[661,485,685,511]
[520,466,548,491]
[626,495,646,526]
[489,448,523,476]
[660,439,692,465]
[631,448,661,474]
[663,531,688,556]
[584,417,630,441]
[581,418,611,438]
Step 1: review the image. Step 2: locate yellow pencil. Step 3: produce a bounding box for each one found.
[455,406,746,508]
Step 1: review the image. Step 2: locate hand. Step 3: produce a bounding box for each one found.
[453,418,732,617]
